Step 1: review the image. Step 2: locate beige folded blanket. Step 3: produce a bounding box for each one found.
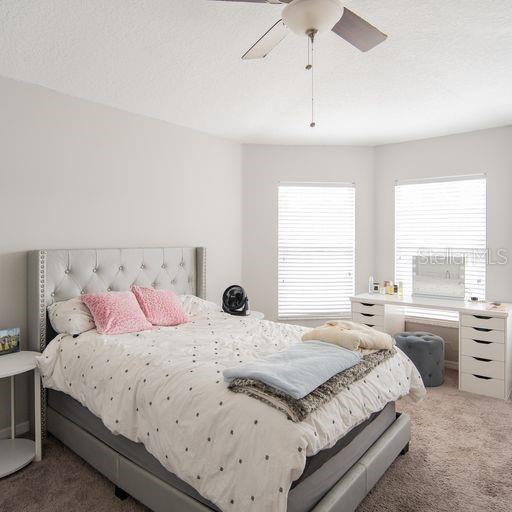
[302,320,394,351]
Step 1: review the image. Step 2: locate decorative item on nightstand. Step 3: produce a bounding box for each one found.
[0,328,20,356]
[222,285,249,316]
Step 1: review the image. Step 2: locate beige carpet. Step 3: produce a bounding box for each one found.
[358,370,512,512]
[1,370,511,512]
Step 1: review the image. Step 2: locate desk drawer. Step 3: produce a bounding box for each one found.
[352,315,384,332]
[461,338,504,361]
[364,324,385,333]
[460,326,504,344]
[460,373,505,399]
[460,314,505,331]
[460,356,504,380]
[352,302,384,316]
[352,312,384,326]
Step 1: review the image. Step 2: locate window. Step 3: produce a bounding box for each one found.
[395,175,487,321]
[278,183,355,319]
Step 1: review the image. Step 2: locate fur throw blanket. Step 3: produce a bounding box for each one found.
[228,348,396,422]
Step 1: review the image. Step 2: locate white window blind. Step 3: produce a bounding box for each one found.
[278,183,355,319]
[395,176,487,321]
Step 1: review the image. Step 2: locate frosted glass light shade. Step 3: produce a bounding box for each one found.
[283,0,344,36]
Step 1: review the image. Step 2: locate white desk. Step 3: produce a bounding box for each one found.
[351,293,512,400]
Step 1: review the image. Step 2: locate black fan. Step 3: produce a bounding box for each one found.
[222,285,249,316]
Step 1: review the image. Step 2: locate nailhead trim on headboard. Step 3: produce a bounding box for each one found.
[38,250,47,352]
[38,250,48,438]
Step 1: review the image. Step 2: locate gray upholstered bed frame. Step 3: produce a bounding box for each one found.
[27,247,410,512]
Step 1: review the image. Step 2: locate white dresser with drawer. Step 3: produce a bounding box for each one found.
[351,293,512,400]
[351,300,405,336]
[458,312,511,399]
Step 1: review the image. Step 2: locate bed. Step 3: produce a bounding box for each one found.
[27,247,424,512]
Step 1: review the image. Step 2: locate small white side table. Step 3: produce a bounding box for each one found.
[0,351,41,478]
[248,311,265,320]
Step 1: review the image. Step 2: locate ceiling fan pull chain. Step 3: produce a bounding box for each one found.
[310,35,316,128]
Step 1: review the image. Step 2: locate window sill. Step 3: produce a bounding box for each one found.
[278,315,352,322]
[404,315,459,329]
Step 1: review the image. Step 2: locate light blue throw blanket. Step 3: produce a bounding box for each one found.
[223,341,362,400]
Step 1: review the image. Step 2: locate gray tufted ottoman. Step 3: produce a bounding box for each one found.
[394,331,445,387]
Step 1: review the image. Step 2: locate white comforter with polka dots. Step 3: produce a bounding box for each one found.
[38,310,425,512]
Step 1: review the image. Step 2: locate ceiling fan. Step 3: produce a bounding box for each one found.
[210,0,387,128]
[209,0,387,59]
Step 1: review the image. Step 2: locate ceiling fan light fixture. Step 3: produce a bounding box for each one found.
[282,0,343,36]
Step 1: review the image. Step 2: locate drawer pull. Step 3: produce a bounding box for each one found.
[361,302,375,307]
[473,315,492,320]
[365,324,375,327]
[472,339,491,344]
[361,313,374,317]
[472,374,492,380]
[472,356,492,362]
[473,327,492,332]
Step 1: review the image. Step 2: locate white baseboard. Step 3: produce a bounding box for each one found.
[0,420,30,439]
[445,360,459,370]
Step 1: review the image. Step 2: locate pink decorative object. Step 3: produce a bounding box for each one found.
[132,286,189,326]
[81,291,152,335]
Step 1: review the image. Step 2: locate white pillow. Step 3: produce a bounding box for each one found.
[180,295,219,316]
[48,297,96,335]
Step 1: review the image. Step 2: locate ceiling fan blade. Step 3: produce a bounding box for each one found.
[242,20,288,60]
[332,8,387,52]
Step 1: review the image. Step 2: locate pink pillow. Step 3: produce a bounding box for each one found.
[132,286,189,326]
[81,291,152,335]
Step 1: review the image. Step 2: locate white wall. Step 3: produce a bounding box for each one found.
[241,127,512,363]
[242,145,375,323]
[1,73,510,435]
[374,127,512,303]
[0,76,242,434]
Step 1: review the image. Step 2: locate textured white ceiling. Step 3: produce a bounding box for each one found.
[0,0,511,145]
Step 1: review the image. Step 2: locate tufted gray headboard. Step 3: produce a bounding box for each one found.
[27,247,206,353]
